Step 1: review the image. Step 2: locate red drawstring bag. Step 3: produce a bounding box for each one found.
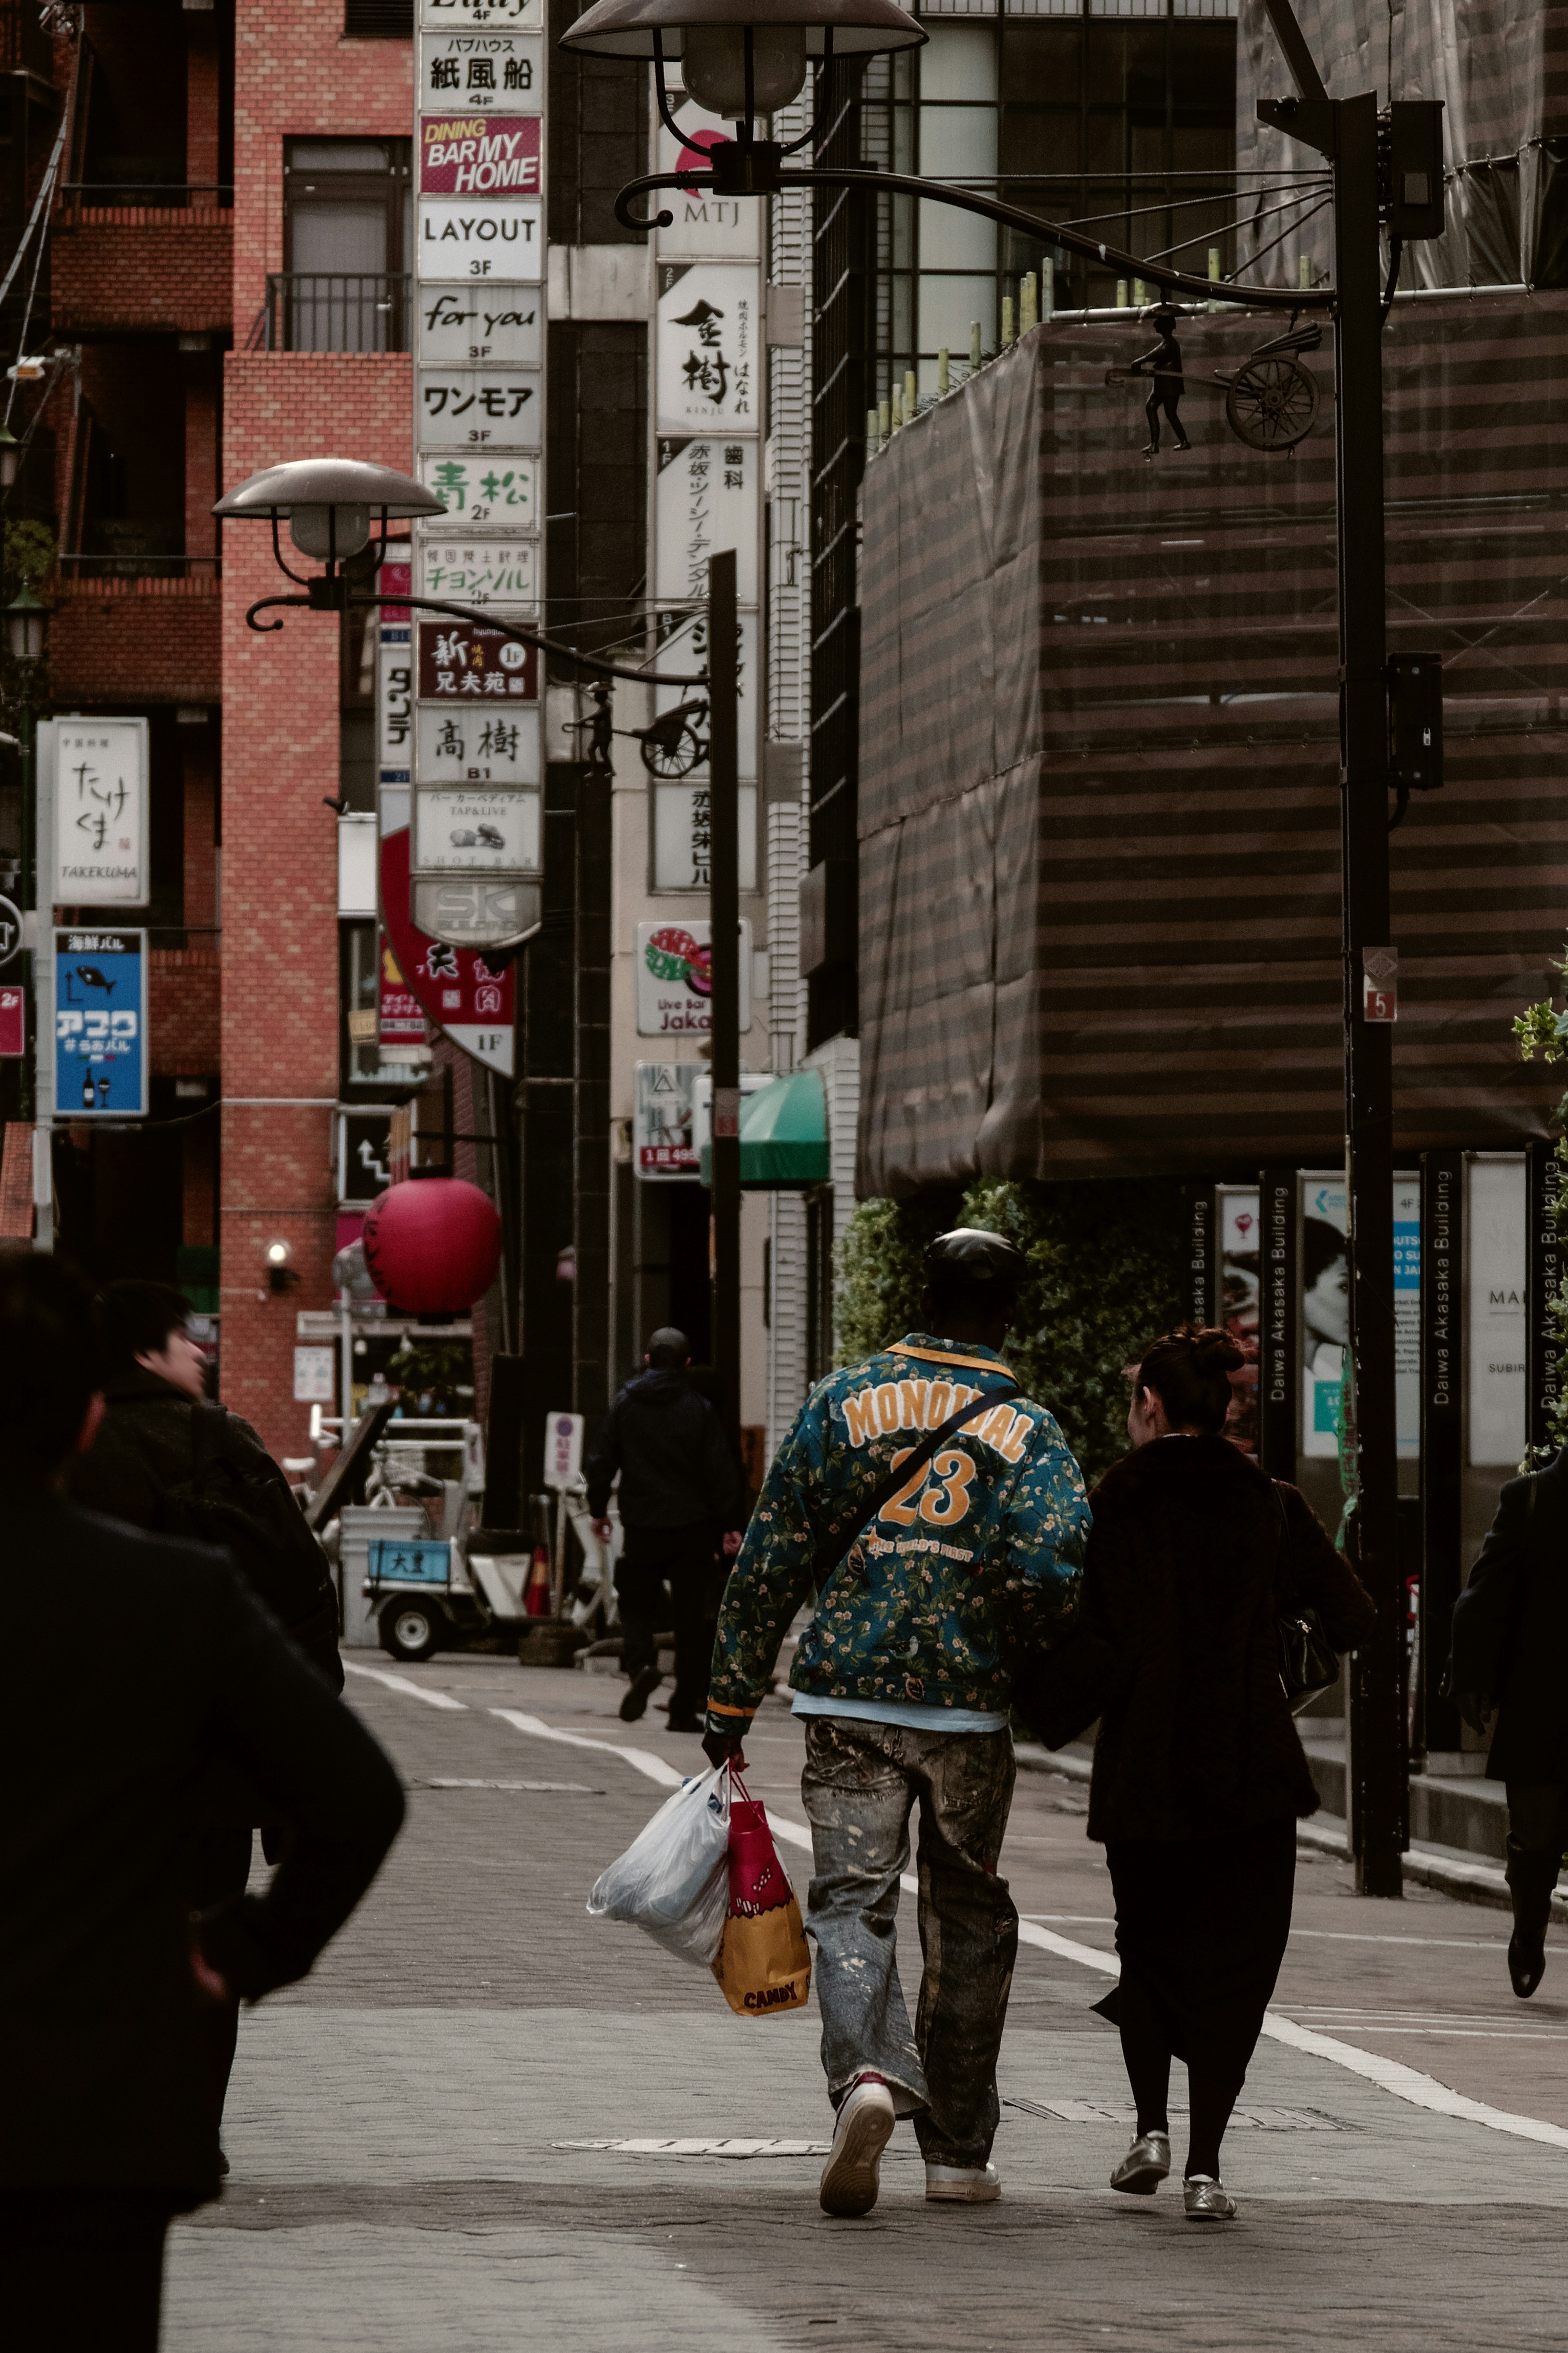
[711,1769,812,2017]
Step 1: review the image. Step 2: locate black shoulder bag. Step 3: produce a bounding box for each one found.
[1274,1482,1340,1714]
[812,1384,1024,1588]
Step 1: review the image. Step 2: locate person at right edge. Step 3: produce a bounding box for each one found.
[1082,1326,1375,2224]
[3,1253,404,2353]
[702,1229,1090,2220]
[1447,1447,1568,1999]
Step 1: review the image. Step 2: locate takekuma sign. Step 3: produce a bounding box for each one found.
[421,114,540,194]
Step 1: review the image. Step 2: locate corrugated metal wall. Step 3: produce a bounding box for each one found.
[856,290,1568,1195]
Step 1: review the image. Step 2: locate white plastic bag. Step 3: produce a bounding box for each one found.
[586,1764,732,1966]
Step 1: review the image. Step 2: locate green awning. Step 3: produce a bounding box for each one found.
[700,1068,830,1190]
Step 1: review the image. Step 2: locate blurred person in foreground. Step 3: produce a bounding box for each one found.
[1,1253,404,2351]
[702,1230,1090,2218]
[587,1325,744,1733]
[69,1280,346,2155]
[1082,1326,1374,2224]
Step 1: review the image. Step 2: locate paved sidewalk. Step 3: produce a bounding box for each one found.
[164,1655,1568,2349]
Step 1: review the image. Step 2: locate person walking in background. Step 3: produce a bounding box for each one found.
[2,1254,404,2353]
[702,1230,1089,2219]
[68,1278,346,2168]
[588,1326,744,1733]
[1083,1325,1375,2223]
[1447,1447,1568,1998]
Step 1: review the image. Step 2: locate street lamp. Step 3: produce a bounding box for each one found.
[566,0,1441,1896]
[4,582,48,663]
[0,425,23,493]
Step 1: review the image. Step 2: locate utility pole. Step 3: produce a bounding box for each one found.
[1258,0,1408,1894]
[707,549,741,1443]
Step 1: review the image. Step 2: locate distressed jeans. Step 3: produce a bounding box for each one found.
[800,1715,1018,2169]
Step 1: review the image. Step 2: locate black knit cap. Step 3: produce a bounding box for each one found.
[923,1228,1027,1296]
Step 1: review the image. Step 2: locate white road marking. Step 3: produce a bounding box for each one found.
[426,1778,603,1793]
[481,1708,1568,2157]
[490,1708,685,1788]
[1289,1929,1509,1951]
[341,1661,468,1710]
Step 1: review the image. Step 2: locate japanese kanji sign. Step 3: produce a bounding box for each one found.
[656,263,757,432]
[421,31,541,110]
[656,437,757,604]
[379,941,428,1052]
[654,605,759,782]
[419,284,540,366]
[419,198,541,277]
[653,780,758,893]
[53,929,146,1116]
[418,618,538,700]
[421,452,537,526]
[418,538,539,604]
[45,718,148,905]
[417,703,540,787]
[421,114,540,195]
[0,984,22,1058]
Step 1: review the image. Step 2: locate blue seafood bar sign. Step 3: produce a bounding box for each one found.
[54,929,147,1117]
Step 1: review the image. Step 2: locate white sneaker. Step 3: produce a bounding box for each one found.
[818,2077,897,2217]
[925,2161,1000,2203]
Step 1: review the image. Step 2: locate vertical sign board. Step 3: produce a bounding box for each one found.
[1420,1153,1463,1753]
[413,0,544,959]
[1183,1184,1214,1328]
[1467,1153,1526,1467]
[1258,1166,1298,1482]
[1299,1172,1420,1463]
[53,930,147,1117]
[47,717,149,906]
[1526,1137,1561,1461]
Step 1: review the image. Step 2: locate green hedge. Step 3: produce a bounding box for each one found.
[835,1177,1187,1483]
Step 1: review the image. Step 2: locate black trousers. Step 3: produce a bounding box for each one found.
[4,2188,175,2351]
[1506,1782,1568,1861]
[615,1522,722,1717]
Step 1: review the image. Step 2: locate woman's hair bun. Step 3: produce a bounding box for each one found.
[1189,1325,1244,1374]
[1132,1322,1243,1435]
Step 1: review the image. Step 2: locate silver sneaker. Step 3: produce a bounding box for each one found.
[1183,2175,1237,2221]
[819,2078,896,2218]
[926,2161,1000,2203]
[1110,2131,1171,2195]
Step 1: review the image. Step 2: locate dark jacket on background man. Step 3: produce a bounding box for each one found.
[68,1365,342,1688]
[3,1495,403,2203]
[1448,1450,1568,1783]
[1083,1436,1376,1843]
[586,1366,742,1529]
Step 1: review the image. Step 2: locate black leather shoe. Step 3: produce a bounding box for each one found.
[1509,1926,1547,1999]
[619,1666,662,1722]
[665,1713,704,1733]
[1505,1839,1557,1998]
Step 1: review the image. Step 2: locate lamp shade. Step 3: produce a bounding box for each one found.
[212,457,447,524]
[361,1178,503,1313]
[3,584,47,663]
[559,0,924,61]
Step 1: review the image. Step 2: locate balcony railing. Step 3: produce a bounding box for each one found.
[264,273,412,354]
[58,548,222,584]
[59,183,235,212]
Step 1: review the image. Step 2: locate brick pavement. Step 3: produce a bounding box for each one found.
[164,1655,1568,2349]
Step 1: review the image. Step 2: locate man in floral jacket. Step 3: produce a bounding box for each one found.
[702,1229,1089,2219]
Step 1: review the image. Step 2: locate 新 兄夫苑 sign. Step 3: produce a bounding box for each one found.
[45,718,149,906]
[635,919,752,1037]
[418,618,537,701]
[53,929,147,1117]
[421,114,540,195]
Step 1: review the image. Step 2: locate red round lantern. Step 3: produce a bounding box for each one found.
[361,1179,503,1314]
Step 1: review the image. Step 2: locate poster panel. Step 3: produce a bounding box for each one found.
[656,262,759,433]
[417,536,539,604]
[414,783,541,874]
[1298,1173,1421,1463]
[417,701,540,786]
[49,718,148,906]
[1468,1153,1526,1466]
[635,918,751,1037]
[418,365,541,448]
[421,29,542,108]
[634,1060,699,1181]
[421,451,537,528]
[420,114,539,195]
[419,197,542,279]
[652,779,757,892]
[655,437,758,605]
[654,606,757,781]
[53,928,146,1116]
[419,283,541,366]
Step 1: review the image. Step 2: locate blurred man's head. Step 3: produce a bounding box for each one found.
[0,1252,104,1484]
[97,1280,208,1399]
[644,1325,690,1372]
[920,1229,1027,1348]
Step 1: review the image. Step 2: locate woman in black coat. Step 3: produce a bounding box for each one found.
[1082,1325,1375,2221]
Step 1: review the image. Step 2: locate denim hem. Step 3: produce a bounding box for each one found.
[827,2070,928,2119]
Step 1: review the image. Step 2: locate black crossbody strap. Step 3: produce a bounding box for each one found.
[814,1383,1025,1587]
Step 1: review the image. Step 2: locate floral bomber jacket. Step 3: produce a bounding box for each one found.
[706,1334,1091,1739]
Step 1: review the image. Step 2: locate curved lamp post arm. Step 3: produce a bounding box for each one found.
[616,163,1337,314]
[243,588,707,687]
